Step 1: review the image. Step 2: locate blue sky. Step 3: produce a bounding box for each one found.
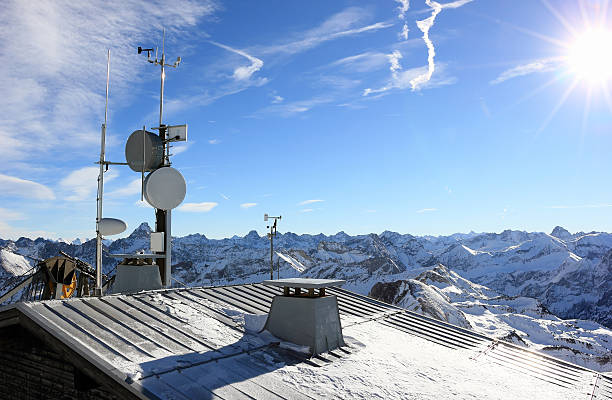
[1,0,612,240]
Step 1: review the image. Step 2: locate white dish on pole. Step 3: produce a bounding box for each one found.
[99,218,127,236]
[143,167,186,210]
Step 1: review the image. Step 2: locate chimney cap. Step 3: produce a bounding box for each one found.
[262,278,345,289]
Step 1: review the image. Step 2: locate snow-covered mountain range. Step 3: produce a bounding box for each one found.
[1,224,611,371]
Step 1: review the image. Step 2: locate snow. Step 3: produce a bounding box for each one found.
[239,313,581,399]
[57,292,585,399]
[276,251,306,273]
[0,249,31,276]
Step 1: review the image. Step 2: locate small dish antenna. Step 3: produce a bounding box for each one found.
[99,218,127,236]
[143,167,186,210]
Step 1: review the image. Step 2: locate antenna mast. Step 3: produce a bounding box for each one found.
[264,214,282,280]
[95,49,111,296]
[138,28,182,288]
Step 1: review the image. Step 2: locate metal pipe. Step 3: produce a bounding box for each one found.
[270,224,274,280]
[165,210,171,287]
[95,49,111,296]
[158,28,172,288]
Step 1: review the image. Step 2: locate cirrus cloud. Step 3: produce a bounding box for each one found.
[0,173,55,200]
[178,202,218,212]
[298,199,324,206]
[490,58,560,85]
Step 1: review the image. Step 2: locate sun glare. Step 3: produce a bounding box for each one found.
[568,29,612,83]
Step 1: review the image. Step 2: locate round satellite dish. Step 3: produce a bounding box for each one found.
[143,167,186,210]
[125,129,164,172]
[99,218,127,236]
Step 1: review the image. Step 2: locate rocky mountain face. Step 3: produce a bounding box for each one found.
[1,224,611,371]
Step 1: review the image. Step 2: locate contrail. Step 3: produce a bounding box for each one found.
[209,40,264,81]
[410,0,472,90]
[395,0,410,40]
[362,50,403,96]
[389,50,403,78]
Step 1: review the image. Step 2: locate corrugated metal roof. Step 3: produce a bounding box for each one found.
[0,283,608,399]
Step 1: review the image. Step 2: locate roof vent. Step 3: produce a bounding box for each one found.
[262,278,346,355]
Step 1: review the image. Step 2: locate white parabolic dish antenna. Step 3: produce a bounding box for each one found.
[99,218,127,236]
[144,167,186,210]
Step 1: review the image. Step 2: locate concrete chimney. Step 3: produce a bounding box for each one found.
[262,278,346,355]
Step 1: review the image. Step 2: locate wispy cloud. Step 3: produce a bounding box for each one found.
[209,139,221,144]
[172,142,193,156]
[395,0,410,40]
[178,202,219,212]
[272,95,284,103]
[548,204,612,209]
[298,199,324,206]
[107,178,141,198]
[60,166,117,201]
[300,208,314,213]
[0,0,217,169]
[363,63,456,96]
[329,51,390,73]
[363,49,404,96]
[490,58,560,85]
[0,208,56,240]
[254,97,332,117]
[219,193,230,200]
[0,207,25,221]
[0,173,55,200]
[257,7,392,57]
[0,221,56,240]
[209,41,265,82]
[417,208,438,213]
[410,0,473,90]
[240,203,257,209]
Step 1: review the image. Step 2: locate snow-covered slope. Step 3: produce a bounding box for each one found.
[368,264,612,372]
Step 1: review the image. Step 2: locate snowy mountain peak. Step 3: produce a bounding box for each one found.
[71,237,89,245]
[551,226,572,239]
[244,230,260,240]
[128,222,152,239]
[330,231,350,241]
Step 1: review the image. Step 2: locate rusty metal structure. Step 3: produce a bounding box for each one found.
[0,252,113,304]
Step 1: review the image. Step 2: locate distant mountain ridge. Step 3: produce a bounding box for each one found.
[1,224,611,371]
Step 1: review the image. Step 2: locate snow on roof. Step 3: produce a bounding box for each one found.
[1,283,609,399]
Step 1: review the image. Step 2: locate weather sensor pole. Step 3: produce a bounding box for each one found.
[264,214,281,280]
[94,50,111,296]
[138,28,182,288]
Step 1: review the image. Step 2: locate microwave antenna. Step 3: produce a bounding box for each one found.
[137,28,184,287]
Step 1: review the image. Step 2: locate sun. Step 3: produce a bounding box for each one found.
[567,29,612,84]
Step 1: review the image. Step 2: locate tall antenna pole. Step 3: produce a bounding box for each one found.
[159,28,172,289]
[138,29,181,289]
[95,49,111,296]
[159,28,165,129]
